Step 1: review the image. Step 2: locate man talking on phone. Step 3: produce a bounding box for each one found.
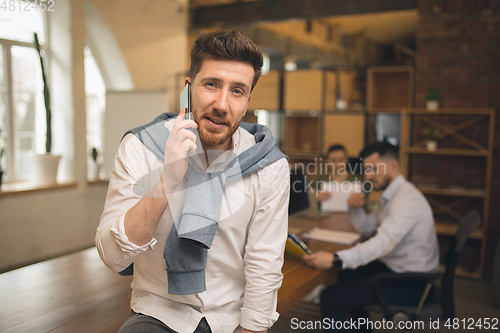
[96,29,290,333]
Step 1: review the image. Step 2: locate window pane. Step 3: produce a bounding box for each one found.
[85,46,106,180]
[0,43,4,87]
[11,45,44,179]
[0,44,6,176]
[0,44,5,130]
[0,5,45,43]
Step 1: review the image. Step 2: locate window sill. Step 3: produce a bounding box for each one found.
[0,181,77,198]
[87,179,109,185]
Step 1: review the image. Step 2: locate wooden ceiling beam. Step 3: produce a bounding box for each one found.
[191,0,417,29]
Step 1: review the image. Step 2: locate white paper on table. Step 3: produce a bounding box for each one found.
[302,227,361,245]
[320,181,362,212]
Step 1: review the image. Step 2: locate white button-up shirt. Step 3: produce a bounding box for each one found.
[96,119,290,333]
[338,175,439,273]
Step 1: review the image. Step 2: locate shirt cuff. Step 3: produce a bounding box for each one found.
[335,250,350,270]
[110,213,157,265]
[240,308,279,331]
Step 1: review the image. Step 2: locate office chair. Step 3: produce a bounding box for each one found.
[365,210,481,330]
[493,238,500,309]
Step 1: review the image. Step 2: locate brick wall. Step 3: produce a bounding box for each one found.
[415,0,500,277]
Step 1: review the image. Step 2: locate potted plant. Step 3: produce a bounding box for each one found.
[89,147,102,180]
[423,127,440,151]
[31,32,61,184]
[426,89,440,111]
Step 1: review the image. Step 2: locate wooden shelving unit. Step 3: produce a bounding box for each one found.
[283,70,336,112]
[281,69,366,160]
[247,71,281,111]
[367,66,414,113]
[323,112,365,157]
[400,108,495,280]
[283,111,322,155]
[365,66,414,144]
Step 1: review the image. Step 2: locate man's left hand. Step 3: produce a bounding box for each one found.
[302,251,334,270]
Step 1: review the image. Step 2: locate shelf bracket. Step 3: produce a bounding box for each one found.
[411,114,487,153]
[427,196,472,221]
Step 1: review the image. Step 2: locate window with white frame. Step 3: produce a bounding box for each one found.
[0,8,46,182]
[85,45,106,180]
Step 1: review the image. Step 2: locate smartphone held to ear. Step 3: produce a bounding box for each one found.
[180,82,192,121]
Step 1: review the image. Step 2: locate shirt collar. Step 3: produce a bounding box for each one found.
[380,174,405,205]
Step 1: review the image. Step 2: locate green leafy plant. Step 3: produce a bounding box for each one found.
[423,127,440,141]
[91,147,98,163]
[34,33,52,154]
[426,89,441,101]
[0,148,4,171]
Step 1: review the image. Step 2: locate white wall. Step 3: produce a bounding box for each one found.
[90,0,188,112]
[0,185,108,272]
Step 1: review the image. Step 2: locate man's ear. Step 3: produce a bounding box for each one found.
[391,159,399,174]
[184,77,190,85]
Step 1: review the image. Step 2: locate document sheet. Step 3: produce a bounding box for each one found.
[302,227,361,245]
[320,181,362,212]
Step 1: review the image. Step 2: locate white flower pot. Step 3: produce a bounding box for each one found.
[426,141,437,152]
[426,100,439,111]
[32,154,61,184]
[89,162,102,181]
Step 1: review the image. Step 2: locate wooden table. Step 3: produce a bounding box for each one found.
[0,214,354,333]
[278,213,357,313]
[0,248,133,333]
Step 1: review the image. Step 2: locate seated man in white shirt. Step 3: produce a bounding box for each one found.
[96,29,290,333]
[303,141,439,333]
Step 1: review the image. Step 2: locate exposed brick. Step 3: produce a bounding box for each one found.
[416,0,500,276]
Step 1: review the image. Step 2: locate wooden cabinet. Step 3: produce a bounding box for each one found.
[284,70,336,111]
[337,70,363,111]
[323,113,365,157]
[367,66,414,113]
[282,70,365,162]
[283,111,322,155]
[247,71,281,111]
[400,108,495,279]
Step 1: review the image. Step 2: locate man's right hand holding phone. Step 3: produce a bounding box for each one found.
[161,108,198,193]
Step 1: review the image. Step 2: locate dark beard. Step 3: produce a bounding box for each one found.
[376,175,392,191]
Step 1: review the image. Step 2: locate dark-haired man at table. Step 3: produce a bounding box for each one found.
[303,141,439,332]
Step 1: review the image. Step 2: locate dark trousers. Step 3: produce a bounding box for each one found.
[320,261,427,333]
[118,311,212,333]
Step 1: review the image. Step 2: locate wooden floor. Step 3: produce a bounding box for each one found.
[0,247,132,333]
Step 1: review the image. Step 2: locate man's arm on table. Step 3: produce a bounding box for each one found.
[303,192,379,270]
[241,159,290,333]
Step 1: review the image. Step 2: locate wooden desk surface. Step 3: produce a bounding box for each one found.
[0,248,132,333]
[0,214,354,333]
[278,213,356,313]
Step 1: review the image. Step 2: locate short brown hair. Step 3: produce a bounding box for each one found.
[190,29,263,91]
